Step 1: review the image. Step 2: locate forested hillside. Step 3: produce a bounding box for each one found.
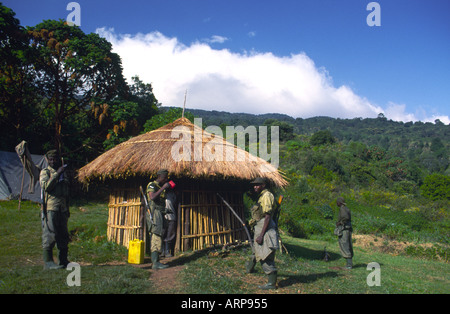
[187,107,450,178]
[186,107,449,254]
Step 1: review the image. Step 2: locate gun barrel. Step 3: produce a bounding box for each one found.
[140,186,153,224]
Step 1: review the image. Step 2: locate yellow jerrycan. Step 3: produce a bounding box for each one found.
[128,239,144,264]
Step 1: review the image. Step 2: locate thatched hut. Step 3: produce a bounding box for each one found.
[77,117,288,252]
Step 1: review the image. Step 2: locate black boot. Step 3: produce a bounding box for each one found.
[58,248,70,268]
[43,249,63,270]
[151,252,169,270]
[346,258,353,269]
[258,272,277,290]
[164,241,173,257]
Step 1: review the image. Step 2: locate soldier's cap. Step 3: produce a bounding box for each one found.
[157,169,169,176]
[337,197,346,205]
[250,177,267,185]
[45,149,58,158]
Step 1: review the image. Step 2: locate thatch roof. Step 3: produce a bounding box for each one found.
[77,117,288,188]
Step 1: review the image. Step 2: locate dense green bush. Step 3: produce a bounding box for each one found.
[421,173,450,201]
[310,130,336,146]
[277,172,448,244]
[405,244,449,262]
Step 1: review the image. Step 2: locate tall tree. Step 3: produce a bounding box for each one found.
[129,75,160,126]
[26,19,127,155]
[90,75,161,152]
[0,4,39,151]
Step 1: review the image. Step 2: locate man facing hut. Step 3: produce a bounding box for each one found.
[245,177,279,290]
[146,169,171,269]
[162,189,177,257]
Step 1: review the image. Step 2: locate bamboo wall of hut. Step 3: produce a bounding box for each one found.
[176,182,246,252]
[106,180,247,252]
[107,186,145,249]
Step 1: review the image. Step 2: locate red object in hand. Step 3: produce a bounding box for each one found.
[168,180,176,188]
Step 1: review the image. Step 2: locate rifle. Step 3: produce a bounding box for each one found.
[140,186,153,224]
[323,246,330,262]
[273,195,289,254]
[273,195,284,228]
[217,193,254,251]
[41,187,47,220]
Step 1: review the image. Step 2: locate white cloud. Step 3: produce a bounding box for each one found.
[384,102,417,122]
[204,35,228,44]
[384,102,450,124]
[431,116,450,124]
[96,28,448,124]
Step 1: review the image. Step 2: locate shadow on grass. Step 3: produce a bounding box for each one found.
[168,250,211,266]
[138,249,211,270]
[278,271,339,288]
[284,242,341,261]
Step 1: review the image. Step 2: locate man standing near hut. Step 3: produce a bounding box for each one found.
[40,149,70,270]
[163,189,177,257]
[246,177,279,290]
[146,169,171,269]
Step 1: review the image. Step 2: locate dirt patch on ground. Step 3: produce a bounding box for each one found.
[353,234,434,255]
[149,264,185,293]
[131,255,187,293]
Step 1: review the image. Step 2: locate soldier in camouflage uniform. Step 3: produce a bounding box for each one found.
[162,190,177,257]
[246,177,279,290]
[336,197,353,269]
[146,169,171,269]
[39,150,70,270]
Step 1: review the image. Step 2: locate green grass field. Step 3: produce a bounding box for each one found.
[0,200,448,294]
[0,200,153,294]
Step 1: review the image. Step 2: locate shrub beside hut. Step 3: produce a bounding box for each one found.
[77,117,288,252]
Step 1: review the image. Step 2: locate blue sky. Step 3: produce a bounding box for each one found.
[3,0,449,123]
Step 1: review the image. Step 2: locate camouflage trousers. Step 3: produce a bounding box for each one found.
[151,234,163,253]
[41,210,70,251]
[248,251,277,275]
[338,229,354,259]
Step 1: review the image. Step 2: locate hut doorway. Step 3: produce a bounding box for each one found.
[176,180,247,252]
[106,179,248,253]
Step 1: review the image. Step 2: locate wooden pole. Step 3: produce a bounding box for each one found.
[182,89,187,118]
[175,203,181,253]
[184,208,189,250]
[217,193,254,251]
[18,156,26,212]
